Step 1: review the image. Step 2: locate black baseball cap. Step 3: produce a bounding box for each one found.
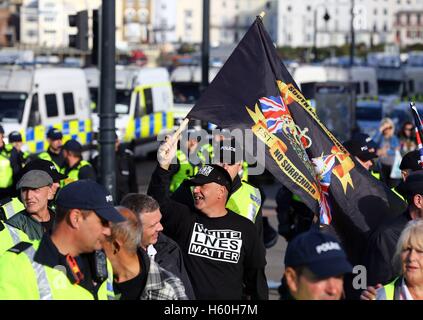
[400,150,422,172]
[63,139,82,153]
[403,171,423,196]
[20,159,67,183]
[187,164,232,192]
[56,180,125,223]
[46,128,63,140]
[8,131,22,143]
[284,230,352,279]
[343,133,377,162]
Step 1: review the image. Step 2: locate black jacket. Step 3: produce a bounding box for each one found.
[153,233,196,299]
[6,208,56,240]
[363,210,411,286]
[93,145,137,203]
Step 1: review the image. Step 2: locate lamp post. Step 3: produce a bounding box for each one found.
[349,0,355,66]
[313,6,330,62]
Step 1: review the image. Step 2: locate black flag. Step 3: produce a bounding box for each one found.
[187,17,406,264]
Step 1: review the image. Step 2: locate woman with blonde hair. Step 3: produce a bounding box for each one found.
[373,117,400,187]
[376,219,423,300]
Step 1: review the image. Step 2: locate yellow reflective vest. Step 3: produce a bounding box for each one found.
[0,241,115,300]
[1,197,25,220]
[60,160,91,187]
[226,181,261,223]
[0,222,30,255]
[170,150,197,193]
[0,152,13,189]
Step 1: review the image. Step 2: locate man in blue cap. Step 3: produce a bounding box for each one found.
[0,180,125,299]
[61,139,96,186]
[283,229,352,300]
[39,128,65,171]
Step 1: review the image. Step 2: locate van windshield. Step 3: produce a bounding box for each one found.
[89,88,131,114]
[356,106,383,121]
[378,80,402,95]
[172,82,201,105]
[0,92,27,123]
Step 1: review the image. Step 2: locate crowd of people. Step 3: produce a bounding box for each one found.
[0,115,423,300]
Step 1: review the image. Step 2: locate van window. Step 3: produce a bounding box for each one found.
[45,94,58,117]
[134,92,141,118]
[144,88,154,114]
[364,81,369,94]
[28,93,41,127]
[63,92,76,115]
[409,80,415,94]
[0,92,27,123]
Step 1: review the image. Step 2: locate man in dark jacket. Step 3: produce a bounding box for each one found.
[93,136,138,203]
[363,171,423,287]
[148,134,268,300]
[120,193,195,299]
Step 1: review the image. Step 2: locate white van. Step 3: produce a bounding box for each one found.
[0,66,92,154]
[170,65,221,123]
[84,66,174,155]
[292,65,378,100]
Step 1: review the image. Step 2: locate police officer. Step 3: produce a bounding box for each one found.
[0,180,125,300]
[169,129,199,193]
[8,131,29,170]
[0,220,30,256]
[61,139,96,187]
[0,125,20,200]
[38,128,65,171]
[92,135,138,203]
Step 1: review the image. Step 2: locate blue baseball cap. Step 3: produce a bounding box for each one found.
[63,139,82,153]
[284,230,352,279]
[56,180,125,223]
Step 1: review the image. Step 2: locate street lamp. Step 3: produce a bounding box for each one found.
[313,6,330,62]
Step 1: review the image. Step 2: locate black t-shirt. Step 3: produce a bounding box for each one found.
[148,166,268,300]
[113,251,148,300]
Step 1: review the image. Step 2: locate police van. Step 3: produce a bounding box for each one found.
[170,65,221,124]
[292,65,378,100]
[84,66,174,156]
[0,66,92,154]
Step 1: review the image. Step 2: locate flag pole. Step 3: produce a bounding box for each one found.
[410,102,423,168]
[258,11,266,19]
[170,118,189,143]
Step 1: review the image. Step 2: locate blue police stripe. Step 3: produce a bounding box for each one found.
[149,114,154,137]
[62,122,70,135]
[71,134,78,141]
[79,120,85,132]
[135,118,141,139]
[86,132,92,143]
[26,127,34,141]
[162,112,166,128]
[36,141,44,153]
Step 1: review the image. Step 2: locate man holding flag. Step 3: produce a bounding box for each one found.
[185,12,406,287]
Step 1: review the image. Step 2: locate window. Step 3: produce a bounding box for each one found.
[383,23,387,32]
[407,13,411,24]
[383,8,388,15]
[409,80,415,93]
[374,8,378,15]
[185,10,192,18]
[287,6,292,12]
[364,81,369,94]
[28,93,41,127]
[143,88,153,114]
[45,94,58,117]
[306,5,311,11]
[63,92,75,115]
[418,14,421,25]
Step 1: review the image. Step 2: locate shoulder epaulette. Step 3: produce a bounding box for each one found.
[7,241,32,254]
[124,148,134,156]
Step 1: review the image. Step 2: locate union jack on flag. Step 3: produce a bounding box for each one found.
[259,95,289,134]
